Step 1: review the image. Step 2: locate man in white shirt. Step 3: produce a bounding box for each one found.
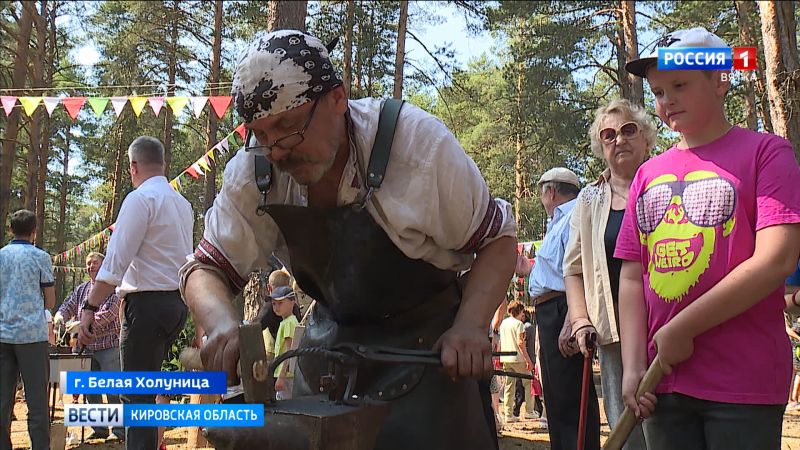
[78,136,193,450]
[498,300,535,423]
[181,30,517,449]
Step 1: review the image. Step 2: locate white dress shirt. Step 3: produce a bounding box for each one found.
[182,98,517,293]
[97,176,194,298]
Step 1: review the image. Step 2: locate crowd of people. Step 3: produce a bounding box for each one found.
[1,25,800,450]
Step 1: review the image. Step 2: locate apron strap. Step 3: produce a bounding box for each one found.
[254,155,272,215]
[365,99,404,190]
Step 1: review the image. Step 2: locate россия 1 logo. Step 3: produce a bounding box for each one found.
[658,47,757,82]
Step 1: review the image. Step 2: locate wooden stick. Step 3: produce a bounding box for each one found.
[603,355,664,450]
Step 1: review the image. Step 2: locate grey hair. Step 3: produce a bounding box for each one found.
[541,181,580,199]
[128,136,165,166]
[589,99,656,159]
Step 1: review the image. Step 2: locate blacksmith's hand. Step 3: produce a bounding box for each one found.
[78,311,95,346]
[435,322,493,381]
[653,321,694,375]
[573,324,597,358]
[200,317,241,386]
[558,318,579,357]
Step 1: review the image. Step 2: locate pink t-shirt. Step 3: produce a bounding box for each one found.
[615,127,800,404]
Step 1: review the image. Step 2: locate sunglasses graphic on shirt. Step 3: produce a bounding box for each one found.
[636,177,736,234]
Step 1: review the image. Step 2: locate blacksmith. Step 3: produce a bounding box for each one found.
[180,30,516,449]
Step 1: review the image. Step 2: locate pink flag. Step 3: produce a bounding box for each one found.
[148,97,165,117]
[1,96,17,116]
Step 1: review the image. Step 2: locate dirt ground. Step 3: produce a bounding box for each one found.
[10,392,800,449]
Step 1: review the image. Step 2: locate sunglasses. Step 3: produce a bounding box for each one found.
[599,122,640,144]
[635,177,736,234]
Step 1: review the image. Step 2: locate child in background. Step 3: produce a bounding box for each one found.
[272,286,300,400]
[617,27,800,450]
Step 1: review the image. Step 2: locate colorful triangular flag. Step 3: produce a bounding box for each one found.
[42,97,60,116]
[166,96,189,116]
[18,97,42,116]
[191,96,208,118]
[185,166,199,179]
[62,97,86,120]
[88,97,109,117]
[234,124,246,141]
[209,96,232,119]
[1,96,17,116]
[129,96,148,117]
[148,97,164,117]
[197,155,210,172]
[110,97,127,117]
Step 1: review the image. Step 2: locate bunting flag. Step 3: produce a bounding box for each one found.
[209,96,232,119]
[235,123,246,141]
[129,96,148,117]
[191,96,208,118]
[0,95,233,119]
[52,125,247,264]
[110,97,128,116]
[88,97,109,117]
[19,97,42,116]
[43,97,60,116]
[1,96,16,116]
[62,97,87,120]
[148,97,165,117]
[166,96,189,115]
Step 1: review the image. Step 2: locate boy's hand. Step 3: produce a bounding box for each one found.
[621,369,658,420]
[653,322,694,374]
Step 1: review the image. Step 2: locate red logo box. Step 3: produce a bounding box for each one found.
[733,47,757,70]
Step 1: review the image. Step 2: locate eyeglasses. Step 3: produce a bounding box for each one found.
[599,122,640,144]
[635,177,736,234]
[245,99,320,157]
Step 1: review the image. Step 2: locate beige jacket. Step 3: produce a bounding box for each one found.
[562,169,620,345]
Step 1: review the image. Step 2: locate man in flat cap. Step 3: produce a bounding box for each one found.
[529,167,600,450]
[180,30,517,449]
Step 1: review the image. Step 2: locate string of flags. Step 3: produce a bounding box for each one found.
[53,266,89,274]
[0,95,233,120]
[51,123,247,265]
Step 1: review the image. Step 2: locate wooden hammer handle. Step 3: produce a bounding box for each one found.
[603,355,664,450]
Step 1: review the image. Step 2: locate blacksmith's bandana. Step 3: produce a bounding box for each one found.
[232,30,342,123]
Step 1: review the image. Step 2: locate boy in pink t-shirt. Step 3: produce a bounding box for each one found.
[616,27,800,449]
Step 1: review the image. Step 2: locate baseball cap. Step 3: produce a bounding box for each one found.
[537,168,580,188]
[625,27,729,78]
[271,285,296,301]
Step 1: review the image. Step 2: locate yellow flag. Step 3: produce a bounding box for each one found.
[18,97,42,116]
[129,96,148,117]
[166,96,189,116]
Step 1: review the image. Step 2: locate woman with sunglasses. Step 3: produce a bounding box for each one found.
[562,99,655,450]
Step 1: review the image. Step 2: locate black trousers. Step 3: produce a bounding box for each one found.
[120,291,187,450]
[0,341,49,450]
[537,295,600,450]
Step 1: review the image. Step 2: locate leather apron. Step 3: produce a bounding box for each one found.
[264,203,496,450]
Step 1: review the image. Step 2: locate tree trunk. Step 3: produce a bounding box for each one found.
[163,0,179,175]
[758,0,800,154]
[267,0,307,31]
[35,0,53,246]
[514,69,524,226]
[620,1,643,106]
[56,123,70,301]
[736,1,761,130]
[614,11,630,102]
[2,2,34,233]
[392,0,408,100]
[25,1,47,221]
[343,0,355,95]
[204,0,222,212]
[107,127,126,225]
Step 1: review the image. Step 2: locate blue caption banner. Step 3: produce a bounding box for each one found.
[658,47,732,71]
[124,404,264,427]
[65,404,264,428]
[62,371,227,395]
